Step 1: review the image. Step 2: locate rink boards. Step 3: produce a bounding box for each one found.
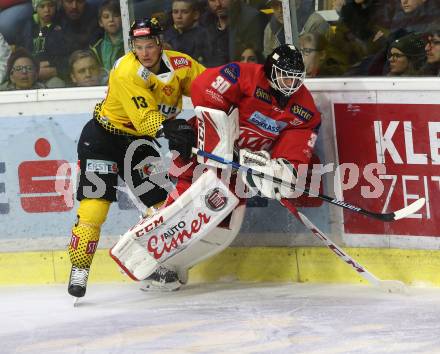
[2,247,440,287]
[0,79,440,286]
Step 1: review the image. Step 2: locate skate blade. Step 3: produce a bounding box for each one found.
[139,281,182,292]
[72,297,80,307]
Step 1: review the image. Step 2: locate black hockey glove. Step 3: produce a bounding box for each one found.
[158,119,195,161]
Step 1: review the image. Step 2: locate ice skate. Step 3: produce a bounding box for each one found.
[140,266,182,292]
[176,267,189,285]
[68,266,90,300]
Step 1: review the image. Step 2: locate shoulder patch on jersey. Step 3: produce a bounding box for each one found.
[248,111,288,135]
[254,86,272,104]
[170,56,191,69]
[290,104,314,122]
[162,85,174,96]
[220,63,240,83]
[138,66,151,81]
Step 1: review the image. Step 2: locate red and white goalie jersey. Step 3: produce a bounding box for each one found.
[190,62,321,168]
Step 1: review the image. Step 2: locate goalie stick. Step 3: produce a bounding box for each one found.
[279,198,406,294]
[192,148,426,222]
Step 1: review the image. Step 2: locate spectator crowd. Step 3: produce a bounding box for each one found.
[0,0,439,91]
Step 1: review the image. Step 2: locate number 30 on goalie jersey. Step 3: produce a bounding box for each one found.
[211,75,231,94]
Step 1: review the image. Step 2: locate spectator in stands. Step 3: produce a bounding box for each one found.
[353,0,434,62]
[90,0,124,82]
[198,0,229,66]
[302,0,345,35]
[238,45,263,63]
[0,47,46,90]
[56,0,102,55]
[15,0,67,88]
[263,0,284,57]
[340,0,381,43]
[317,0,390,76]
[369,0,398,31]
[390,0,440,35]
[295,0,315,31]
[246,0,267,9]
[333,0,347,13]
[69,49,104,86]
[0,33,12,84]
[299,32,327,77]
[336,0,391,72]
[229,0,267,57]
[200,0,267,67]
[386,32,426,76]
[262,0,314,57]
[421,22,440,76]
[299,31,348,77]
[163,0,205,62]
[130,0,172,24]
[0,0,33,44]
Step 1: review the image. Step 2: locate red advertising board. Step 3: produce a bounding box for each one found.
[18,138,73,213]
[334,103,440,236]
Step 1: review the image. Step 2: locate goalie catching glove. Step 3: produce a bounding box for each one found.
[239,149,297,200]
[158,119,195,160]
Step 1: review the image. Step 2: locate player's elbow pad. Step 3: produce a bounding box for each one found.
[137,110,165,137]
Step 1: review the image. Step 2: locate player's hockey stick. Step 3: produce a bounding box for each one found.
[192,148,425,222]
[279,198,406,294]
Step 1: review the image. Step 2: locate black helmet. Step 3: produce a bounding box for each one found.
[264,44,305,96]
[129,17,163,40]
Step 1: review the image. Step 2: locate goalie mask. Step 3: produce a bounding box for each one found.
[264,44,306,97]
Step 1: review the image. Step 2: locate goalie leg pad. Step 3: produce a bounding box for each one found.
[110,169,239,280]
[166,203,246,278]
[109,232,159,281]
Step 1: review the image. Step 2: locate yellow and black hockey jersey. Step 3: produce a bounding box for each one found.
[96,49,205,137]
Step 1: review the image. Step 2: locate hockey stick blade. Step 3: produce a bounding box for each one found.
[390,198,426,221]
[192,148,425,222]
[376,280,407,294]
[280,198,407,294]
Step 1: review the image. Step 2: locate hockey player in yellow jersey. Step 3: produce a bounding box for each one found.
[67,17,205,300]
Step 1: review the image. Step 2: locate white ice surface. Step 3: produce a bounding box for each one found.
[1,282,440,354]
